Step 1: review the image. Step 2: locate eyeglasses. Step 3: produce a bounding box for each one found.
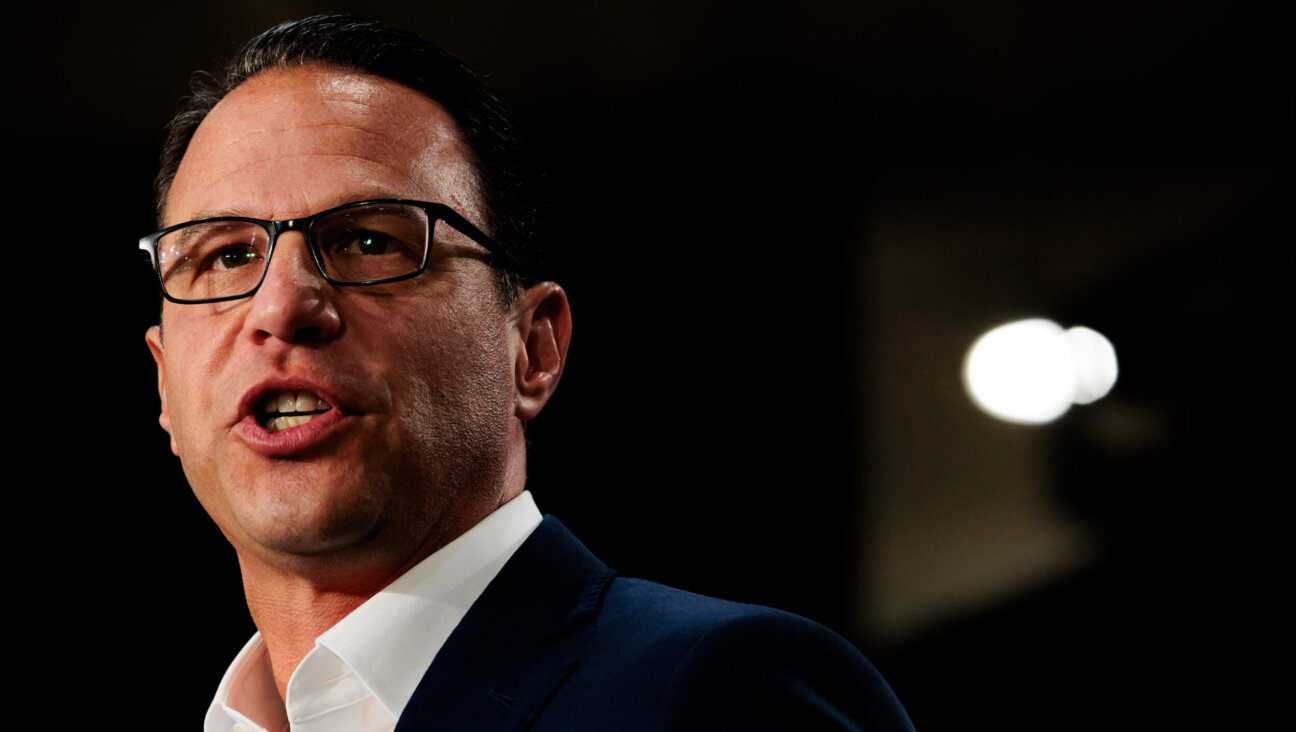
[139,199,519,304]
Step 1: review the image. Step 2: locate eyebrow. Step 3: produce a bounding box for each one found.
[177,190,414,224]
[181,208,254,222]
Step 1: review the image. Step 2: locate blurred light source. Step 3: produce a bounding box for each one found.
[963,319,1118,424]
[1063,326,1119,404]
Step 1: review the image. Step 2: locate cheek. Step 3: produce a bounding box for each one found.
[384,296,514,436]
[161,319,239,449]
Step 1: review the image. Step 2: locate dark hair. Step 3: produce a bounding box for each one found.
[154,15,540,297]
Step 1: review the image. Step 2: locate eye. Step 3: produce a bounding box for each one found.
[333,231,394,256]
[212,245,264,270]
[312,207,427,282]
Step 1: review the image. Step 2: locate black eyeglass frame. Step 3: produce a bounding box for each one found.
[139,199,521,305]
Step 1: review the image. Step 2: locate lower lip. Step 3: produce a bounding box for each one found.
[232,408,349,457]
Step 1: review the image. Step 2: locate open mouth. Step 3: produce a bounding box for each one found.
[257,390,333,432]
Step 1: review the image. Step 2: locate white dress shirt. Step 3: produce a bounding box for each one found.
[204,491,544,732]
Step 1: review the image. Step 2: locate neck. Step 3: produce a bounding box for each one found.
[240,573,371,701]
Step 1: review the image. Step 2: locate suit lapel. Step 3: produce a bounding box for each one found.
[395,517,616,731]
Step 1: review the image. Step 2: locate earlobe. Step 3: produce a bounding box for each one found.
[512,282,572,421]
[145,326,180,456]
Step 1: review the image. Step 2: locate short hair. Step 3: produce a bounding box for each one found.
[154,14,540,296]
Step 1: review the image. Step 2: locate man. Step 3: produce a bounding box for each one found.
[141,15,912,731]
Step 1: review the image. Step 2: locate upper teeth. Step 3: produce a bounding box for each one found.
[261,390,331,432]
[262,390,330,415]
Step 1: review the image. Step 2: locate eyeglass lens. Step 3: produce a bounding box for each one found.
[156,203,432,302]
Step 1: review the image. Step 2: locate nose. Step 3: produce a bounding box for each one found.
[243,233,342,344]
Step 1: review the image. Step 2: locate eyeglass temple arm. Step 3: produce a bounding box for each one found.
[437,208,525,275]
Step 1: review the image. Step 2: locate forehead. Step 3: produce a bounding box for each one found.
[166,65,481,225]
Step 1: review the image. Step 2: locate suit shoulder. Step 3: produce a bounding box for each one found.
[589,578,913,731]
[598,576,777,632]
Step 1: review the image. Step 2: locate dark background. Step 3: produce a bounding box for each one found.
[9,1,1289,727]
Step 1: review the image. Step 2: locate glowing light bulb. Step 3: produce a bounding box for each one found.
[963,319,1118,424]
[1064,326,1118,404]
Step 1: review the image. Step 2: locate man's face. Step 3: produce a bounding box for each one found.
[147,66,528,578]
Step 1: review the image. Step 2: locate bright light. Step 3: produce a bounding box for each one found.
[1064,326,1118,404]
[963,319,1118,424]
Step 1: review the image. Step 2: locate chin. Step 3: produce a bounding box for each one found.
[259,523,380,558]
[232,479,390,559]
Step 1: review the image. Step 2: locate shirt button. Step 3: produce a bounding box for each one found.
[233,725,251,732]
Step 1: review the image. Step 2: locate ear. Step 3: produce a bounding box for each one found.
[145,326,180,457]
[510,282,572,421]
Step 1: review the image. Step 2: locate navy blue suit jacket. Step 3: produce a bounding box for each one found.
[394,517,913,731]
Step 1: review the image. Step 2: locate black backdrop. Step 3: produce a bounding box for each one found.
[9,1,1290,727]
